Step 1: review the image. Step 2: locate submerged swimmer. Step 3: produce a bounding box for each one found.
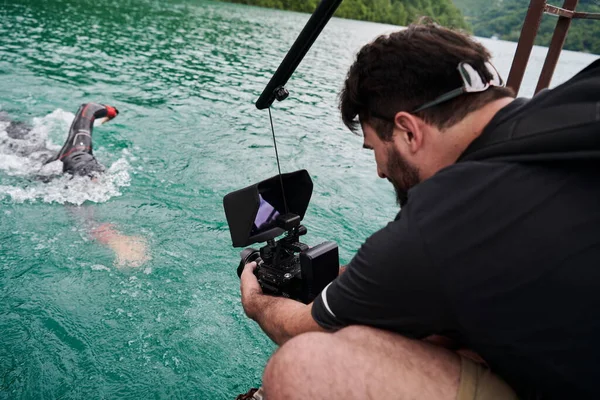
[1,103,149,268]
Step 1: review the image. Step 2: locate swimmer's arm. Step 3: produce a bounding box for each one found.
[91,223,150,268]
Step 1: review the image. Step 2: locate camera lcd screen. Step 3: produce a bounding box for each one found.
[223,169,312,247]
[251,195,280,235]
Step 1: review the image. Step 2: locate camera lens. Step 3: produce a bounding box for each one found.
[241,250,260,265]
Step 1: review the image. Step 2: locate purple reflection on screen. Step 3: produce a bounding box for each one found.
[253,195,280,233]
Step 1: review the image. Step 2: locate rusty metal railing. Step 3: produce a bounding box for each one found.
[506,0,600,95]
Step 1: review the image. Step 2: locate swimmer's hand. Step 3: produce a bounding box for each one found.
[97,105,119,125]
[91,223,150,268]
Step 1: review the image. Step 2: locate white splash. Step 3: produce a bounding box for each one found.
[0,108,132,205]
[91,264,111,271]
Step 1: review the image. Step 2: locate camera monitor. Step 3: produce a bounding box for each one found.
[223,169,313,247]
[252,195,281,236]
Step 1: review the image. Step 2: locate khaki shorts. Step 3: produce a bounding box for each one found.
[458,356,519,400]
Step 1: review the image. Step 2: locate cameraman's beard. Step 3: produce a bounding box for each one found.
[387,146,420,207]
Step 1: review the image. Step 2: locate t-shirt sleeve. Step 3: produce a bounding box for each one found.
[312,205,450,338]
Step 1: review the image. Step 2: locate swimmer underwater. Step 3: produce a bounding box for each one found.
[0,102,119,177]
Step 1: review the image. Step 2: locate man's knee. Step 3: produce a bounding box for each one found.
[263,332,331,379]
[262,328,463,400]
[263,326,428,388]
[263,332,333,397]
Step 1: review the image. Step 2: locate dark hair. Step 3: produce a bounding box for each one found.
[339,23,515,140]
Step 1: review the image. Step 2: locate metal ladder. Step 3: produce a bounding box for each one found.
[507,0,600,95]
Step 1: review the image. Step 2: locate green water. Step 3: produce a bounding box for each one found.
[0,0,598,398]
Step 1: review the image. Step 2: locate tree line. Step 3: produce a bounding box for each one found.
[222,0,600,54]
[221,0,468,29]
[453,0,600,54]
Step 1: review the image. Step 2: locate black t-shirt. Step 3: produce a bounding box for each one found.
[313,101,600,398]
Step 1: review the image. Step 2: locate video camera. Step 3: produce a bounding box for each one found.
[223,0,346,304]
[223,170,339,304]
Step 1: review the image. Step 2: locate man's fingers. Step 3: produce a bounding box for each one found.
[241,262,259,288]
[241,261,257,280]
[244,261,257,274]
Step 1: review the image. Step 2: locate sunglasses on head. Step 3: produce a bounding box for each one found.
[368,61,505,121]
[413,61,505,113]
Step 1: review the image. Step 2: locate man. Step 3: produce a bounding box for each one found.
[239,23,600,399]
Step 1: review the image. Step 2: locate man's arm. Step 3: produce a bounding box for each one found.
[240,262,327,345]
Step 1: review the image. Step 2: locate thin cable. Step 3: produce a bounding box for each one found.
[268,107,289,214]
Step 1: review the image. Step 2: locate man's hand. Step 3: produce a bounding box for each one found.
[238,261,326,345]
[240,262,263,320]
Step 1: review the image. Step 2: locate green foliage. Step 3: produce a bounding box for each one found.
[221,0,469,29]
[452,0,600,54]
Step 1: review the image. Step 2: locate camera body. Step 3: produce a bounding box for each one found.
[224,170,339,304]
[237,215,339,303]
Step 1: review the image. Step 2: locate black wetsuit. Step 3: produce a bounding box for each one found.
[45,103,118,176]
[1,103,118,177]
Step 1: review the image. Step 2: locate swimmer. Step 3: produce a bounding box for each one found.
[1,103,149,268]
[46,103,119,176]
[0,103,118,177]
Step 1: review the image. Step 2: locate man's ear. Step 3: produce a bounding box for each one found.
[393,112,423,154]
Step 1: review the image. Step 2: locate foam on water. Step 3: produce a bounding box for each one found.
[90,264,111,271]
[0,108,131,205]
